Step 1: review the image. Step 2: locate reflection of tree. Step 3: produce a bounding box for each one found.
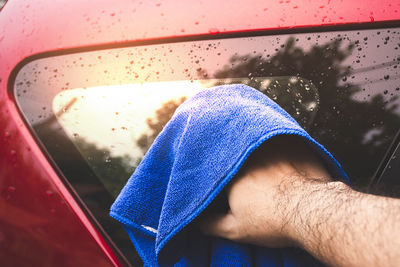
[139,37,399,186]
[74,137,134,196]
[136,97,187,152]
[211,37,400,186]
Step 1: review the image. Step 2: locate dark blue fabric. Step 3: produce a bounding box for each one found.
[110,84,348,266]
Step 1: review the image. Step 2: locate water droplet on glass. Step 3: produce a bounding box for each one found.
[7,186,16,193]
[208,28,220,35]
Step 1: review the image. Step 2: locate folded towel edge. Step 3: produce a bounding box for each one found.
[109,211,157,238]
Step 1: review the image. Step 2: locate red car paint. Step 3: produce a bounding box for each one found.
[0,0,399,266]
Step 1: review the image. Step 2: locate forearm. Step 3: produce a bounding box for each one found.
[199,135,400,266]
[284,180,400,267]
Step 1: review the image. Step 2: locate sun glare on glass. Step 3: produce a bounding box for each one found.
[52,80,212,161]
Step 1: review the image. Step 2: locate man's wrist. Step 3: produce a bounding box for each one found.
[282,179,350,250]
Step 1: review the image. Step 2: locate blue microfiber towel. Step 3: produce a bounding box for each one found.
[110,84,348,266]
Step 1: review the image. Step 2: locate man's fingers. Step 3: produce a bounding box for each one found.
[198,212,238,240]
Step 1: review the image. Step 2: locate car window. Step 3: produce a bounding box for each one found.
[13,26,400,265]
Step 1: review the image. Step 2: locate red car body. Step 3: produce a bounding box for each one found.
[0,0,399,266]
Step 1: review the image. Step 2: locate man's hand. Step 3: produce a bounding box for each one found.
[199,135,332,247]
[202,136,330,247]
[199,135,400,267]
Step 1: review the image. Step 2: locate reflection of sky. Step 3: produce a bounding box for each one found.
[338,30,400,105]
[53,81,205,161]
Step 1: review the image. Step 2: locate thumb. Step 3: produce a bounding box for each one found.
[198,212,238,240]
